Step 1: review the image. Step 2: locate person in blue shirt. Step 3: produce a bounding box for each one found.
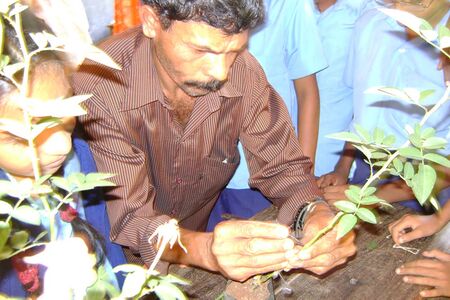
[207,0,327,230]
[317,0,450,209]
[0,11,125,298]
[313,0,376,177]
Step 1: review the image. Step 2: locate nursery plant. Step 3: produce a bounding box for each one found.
[0,1,188,299]
[255,7,450,286]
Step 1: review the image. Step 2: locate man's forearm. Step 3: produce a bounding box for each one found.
[159,228,218,272]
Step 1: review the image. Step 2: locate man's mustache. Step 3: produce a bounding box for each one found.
[184,79,226,92]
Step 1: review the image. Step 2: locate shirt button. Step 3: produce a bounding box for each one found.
[171,209,176,215]
[176,177,183,184]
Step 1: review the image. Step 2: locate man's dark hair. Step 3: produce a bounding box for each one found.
[142,0,264,34]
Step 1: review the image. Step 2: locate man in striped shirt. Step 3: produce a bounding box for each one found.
[73,0,356,282]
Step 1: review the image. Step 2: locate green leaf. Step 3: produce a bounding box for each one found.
[29,32,48,49]
[422,137,447,150]
[398,146,423,160]
[113,264,145,274]
[10,230,29,250]
[36,174,52,185]
[372,161,386,167]
[0,221,11,251]
[336,214,357,240]
[85,45,122,70]
[359,195,383,205]
[2,62,24,78]
[51,177,71,192]
[421,127,435,139]
[0,245,13,260]
[0,55,10,70]
[419,20,438,41]
[11,205,41,226]
[326,132,361,143]
[354,124,371,142]
[7,3,27,17]
[30,120,60,140]
[161,274,190,286]
[0,200,13,214]
[408,133,422,148]
[120,268,147,298]
[419,89,435,101]
[362,187,377,197]
[68,172,86,189]
[334,200,357,213]
[403,162,415,180]
[424,153,450,168]
[354,144,372,160]
[373,127,385,145]
[393,158,403,172]
[382,134,396,146]
[412,164,436,205]
[85,173,116,181]
[344,186,361,203]
[371,152,388,160]
[0,118,30,140]
[356,208,377,224]
[154,282,187,300]
[438,25,450,48]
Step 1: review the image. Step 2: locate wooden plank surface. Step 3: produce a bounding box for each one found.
[170,205,450,299]
[274,205,450,300]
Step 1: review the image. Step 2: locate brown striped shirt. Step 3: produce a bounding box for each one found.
[72,27,321,267]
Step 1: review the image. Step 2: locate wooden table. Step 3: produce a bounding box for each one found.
[170,205,450,299]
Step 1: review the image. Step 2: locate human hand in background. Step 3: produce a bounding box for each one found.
[389,213,445,244]
[316,171,348,189]
[396,249,450,298]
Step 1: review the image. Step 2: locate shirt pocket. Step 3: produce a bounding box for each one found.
[195,156,240,201]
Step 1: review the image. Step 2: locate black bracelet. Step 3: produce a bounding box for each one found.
[292,196,327,239]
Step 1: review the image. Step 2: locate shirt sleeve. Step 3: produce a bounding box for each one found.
[240,76,322,225]
[75,83,171,268]
[286,0,327,79]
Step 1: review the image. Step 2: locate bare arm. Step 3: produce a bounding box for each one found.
[294,74,320,167]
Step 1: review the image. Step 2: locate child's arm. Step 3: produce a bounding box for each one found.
[389,200,450,244]
[396,249,450,298]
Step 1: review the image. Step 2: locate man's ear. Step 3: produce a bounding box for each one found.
[140,5,160,38]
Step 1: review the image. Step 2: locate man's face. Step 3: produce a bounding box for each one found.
[142,8,249,98]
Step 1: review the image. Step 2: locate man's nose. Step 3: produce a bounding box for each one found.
[207,54,230,82]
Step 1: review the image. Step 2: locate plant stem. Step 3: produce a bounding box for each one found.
[301,211,344,249]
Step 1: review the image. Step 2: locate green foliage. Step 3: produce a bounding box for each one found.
[319,9,450,253]
[113,264,189,299]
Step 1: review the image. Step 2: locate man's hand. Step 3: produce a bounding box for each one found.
[389,214,445,245]
[287,204,357,275]
[396,249,450,298]
[210,220,295,282]
[317,171,348,189]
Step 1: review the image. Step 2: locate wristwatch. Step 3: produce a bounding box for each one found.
[292,196,328,239]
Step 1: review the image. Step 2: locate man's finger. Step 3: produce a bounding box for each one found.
[219,252,289,269]
[225,262,289,282]
[214,220,289,239]
[213,237,294,255]
[397,229,425,244]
